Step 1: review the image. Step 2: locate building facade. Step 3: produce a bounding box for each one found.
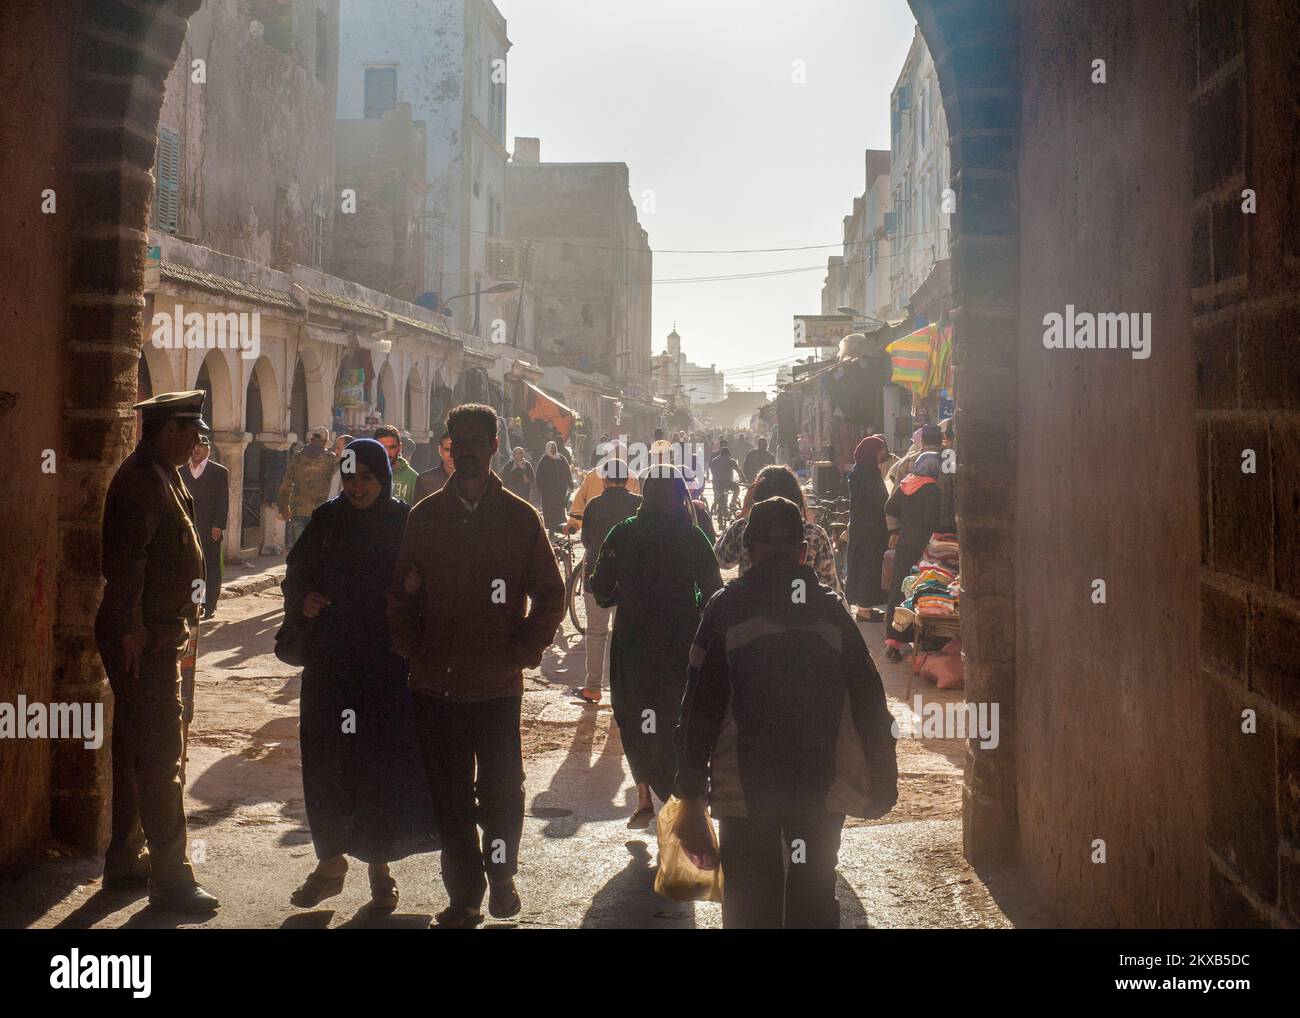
[887,26,950,313]
[336,0,511,335]
[505,138,654,419]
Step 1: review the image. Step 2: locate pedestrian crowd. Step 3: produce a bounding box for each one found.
[96,391,900,928]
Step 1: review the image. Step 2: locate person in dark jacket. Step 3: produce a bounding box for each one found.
[387,404,565,928]
[844,434,890,612]
[413,431,454,503]
[672,495,898,928]
[589,464,722,828]
[740,436,775,483]
[282,438,436,913]
[181,436,230,619]
[502,446,536,502]
[535,441,572,530]
[571,459,642,705]
[882,451,942,661]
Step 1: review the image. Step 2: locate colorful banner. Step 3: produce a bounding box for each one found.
[886,324,937,395]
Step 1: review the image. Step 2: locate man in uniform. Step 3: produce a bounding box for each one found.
[96,390,220,913]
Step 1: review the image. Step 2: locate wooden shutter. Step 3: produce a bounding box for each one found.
[154,128,181,234]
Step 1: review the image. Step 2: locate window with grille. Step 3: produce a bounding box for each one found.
[364,67,397,119]
[153,128,181,234]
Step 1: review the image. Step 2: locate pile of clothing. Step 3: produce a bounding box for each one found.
[892,534,961,632]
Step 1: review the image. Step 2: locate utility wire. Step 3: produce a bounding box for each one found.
[444,220,946,256]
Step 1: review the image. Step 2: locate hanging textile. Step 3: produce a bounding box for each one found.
[886,324,938,396]
[524,381,577,439]
[926,324,954,395]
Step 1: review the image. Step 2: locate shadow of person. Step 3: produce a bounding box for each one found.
[51,887,147,930]
[579,840,697,929]
[279,910,334,929]
[530,708,629,839]
[118,903,219,929]
[836,870,872,929]
[337,906,434,929]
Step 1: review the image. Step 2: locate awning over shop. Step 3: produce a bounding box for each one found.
[524,381,577,439]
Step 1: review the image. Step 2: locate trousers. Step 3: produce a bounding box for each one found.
[717,812,845,929]
[582,590,612,694]
[200,537,222,610]
[96,619,197,891]
[411,693,524,909]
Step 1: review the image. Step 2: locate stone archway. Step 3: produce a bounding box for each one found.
[906,0,1022,866]
[42,0,205,855]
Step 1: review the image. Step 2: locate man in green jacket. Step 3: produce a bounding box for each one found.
[374,425,420,504]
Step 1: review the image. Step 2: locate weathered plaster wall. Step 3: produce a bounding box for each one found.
[337,0,466,303]
[506,161,651,382]
[1014,0,1206,925]
[157,0,338,269]
[0,0,75,872]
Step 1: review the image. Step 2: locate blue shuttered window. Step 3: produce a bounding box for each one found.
[153,128,181,234]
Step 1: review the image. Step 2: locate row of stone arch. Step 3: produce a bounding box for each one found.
[139,341,448,439]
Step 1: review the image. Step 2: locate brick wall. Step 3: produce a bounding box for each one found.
[1193,0,1300,927]
[48,0,201,855]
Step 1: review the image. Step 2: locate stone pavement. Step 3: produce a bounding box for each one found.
[0,580,1052,930]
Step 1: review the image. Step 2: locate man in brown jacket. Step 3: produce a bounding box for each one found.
[387,403,564,928]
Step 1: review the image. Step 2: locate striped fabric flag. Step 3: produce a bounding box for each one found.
[927,323,954,394]
[887,324,938,395]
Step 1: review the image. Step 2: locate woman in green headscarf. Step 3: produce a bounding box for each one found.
[589,464,723,827]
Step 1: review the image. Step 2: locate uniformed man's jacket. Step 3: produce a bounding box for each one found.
[276,445,337,518]
[97,443,206,632]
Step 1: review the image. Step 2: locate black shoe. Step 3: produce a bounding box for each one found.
[487,878,521,920]
[201,607,216,620]
[148,884,220,913]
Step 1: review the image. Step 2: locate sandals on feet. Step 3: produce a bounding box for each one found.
[626,805,654,830]
[488,879,521,920]
[289,869,345,908]
[433,905,484,929]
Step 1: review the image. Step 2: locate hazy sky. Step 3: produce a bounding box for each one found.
[496,0,919,393]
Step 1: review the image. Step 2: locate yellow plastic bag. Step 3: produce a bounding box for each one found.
[653,796,724,903]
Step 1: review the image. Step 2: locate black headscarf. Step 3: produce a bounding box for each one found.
[290,437,408,660]
[341,437,394,504]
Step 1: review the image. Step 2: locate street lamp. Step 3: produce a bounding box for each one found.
[441,279,520,316]
[837,305,887,327]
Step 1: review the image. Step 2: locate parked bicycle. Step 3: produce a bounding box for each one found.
[549,526,587,635]
[807,494,852,581]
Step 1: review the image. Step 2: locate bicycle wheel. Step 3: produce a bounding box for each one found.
[568,560,587,635]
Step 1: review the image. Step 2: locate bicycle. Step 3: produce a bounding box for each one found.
[548,526,587,636]
[807,493,852,580]
[712,481,744,529]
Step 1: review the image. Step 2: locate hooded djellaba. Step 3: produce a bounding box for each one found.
[588,464,723,822]
[282,438,437,910]
[844,434,891,610]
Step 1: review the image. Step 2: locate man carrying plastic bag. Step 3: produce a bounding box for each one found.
[671,496,898,928]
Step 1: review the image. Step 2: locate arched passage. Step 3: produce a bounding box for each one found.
[242,366,267,551]
[190,349,238,435]
[376,358,398,426]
